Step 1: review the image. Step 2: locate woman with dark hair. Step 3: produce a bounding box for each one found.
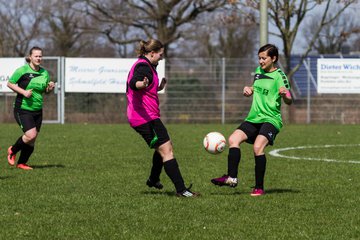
[211,44,292,196]
[126,39,199,197]
[7,46,55,170]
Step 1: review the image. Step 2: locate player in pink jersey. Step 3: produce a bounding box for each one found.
[126,39,199,198]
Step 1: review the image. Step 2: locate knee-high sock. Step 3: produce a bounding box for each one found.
[149,151,163,182]
[17,144,34,165]
[164,158,186,193]
[255,154,266,189]
[11,136,26,155]
[228,147,241,178]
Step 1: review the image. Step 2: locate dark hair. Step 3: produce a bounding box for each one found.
[25,46,43,63]
[258,44,278,63]
[137,39,164,56]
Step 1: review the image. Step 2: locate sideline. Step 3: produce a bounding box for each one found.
[269,144,360,164]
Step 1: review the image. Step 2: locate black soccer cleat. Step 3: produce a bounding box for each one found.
[146,179,164,190]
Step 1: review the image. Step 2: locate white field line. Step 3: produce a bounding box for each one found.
[269,144,360,164]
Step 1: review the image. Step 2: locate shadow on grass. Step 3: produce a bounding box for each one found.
[265,188,300,194]
[141,190,177,196]
[209,188,300,196]
[32,164,66,169]
[141,188,300,197]
[0,176,15,180]
[209,191,245,196]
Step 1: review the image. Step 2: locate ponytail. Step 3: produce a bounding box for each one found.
[137,39,163,57]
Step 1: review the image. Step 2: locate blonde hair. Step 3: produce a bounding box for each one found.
[137,39,164,57]
[25,46,43,63]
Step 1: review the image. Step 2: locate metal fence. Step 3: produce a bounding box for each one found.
[1,57,360,124]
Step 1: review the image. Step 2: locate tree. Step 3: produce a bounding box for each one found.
[215,8,257,58]
[178,4,257,58]
[302,6,360,54]
[353,36,360,52]
[83,0,230,57]
[339,27,360,53]
[0,0,43,56]
[244,0,357,80]
[40,0,101,57]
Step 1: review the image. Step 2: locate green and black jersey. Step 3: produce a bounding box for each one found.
[245,66,290,131]
[9,64,50,111]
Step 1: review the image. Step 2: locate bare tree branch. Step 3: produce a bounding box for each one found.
[83,0,229,56]
[288,0,356,79]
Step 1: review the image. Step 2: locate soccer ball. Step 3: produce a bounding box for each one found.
[203,132,226,154]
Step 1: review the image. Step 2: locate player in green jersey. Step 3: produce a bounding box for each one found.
[6,46,55,170]
[211,44,292,196]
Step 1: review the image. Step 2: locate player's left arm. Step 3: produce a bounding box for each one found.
[279,86,292,105]
[45,71,55,93]
[158,77,167,91]
[278,71,292,105]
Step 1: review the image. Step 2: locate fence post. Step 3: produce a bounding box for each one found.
[221,57,226,124]
[56,57,61,124]
[60,57,65,124]
[307,57,311,124]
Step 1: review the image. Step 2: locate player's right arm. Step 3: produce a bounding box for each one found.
[243,86,253,97]
[7,82,32,98]
[7,67,32,98]
[129,64,153,90]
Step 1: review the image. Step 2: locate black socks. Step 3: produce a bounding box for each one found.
[17,144,34,165]
[11,136,26,154]
[164,158,186,193]
[255,154,266,190]
[149,151,163,182]
[11,136,34,165]
[227,147,267,190]
[228,147,241,178]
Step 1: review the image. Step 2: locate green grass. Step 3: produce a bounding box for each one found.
[0,123,359,239]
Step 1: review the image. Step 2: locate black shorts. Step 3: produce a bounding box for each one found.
[238,121,279,146]
[14,108,43,133]
[133,118,170,149]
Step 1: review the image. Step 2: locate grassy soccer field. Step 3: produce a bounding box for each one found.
[0,123,359,240]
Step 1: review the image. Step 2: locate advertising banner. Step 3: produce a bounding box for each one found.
[65,58,165,93]
[0,58,25,93]
[317,58,360,94]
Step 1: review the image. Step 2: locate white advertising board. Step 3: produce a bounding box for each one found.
[0,58,25,93]
[65,58,165,93]
[317,58,360,94]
